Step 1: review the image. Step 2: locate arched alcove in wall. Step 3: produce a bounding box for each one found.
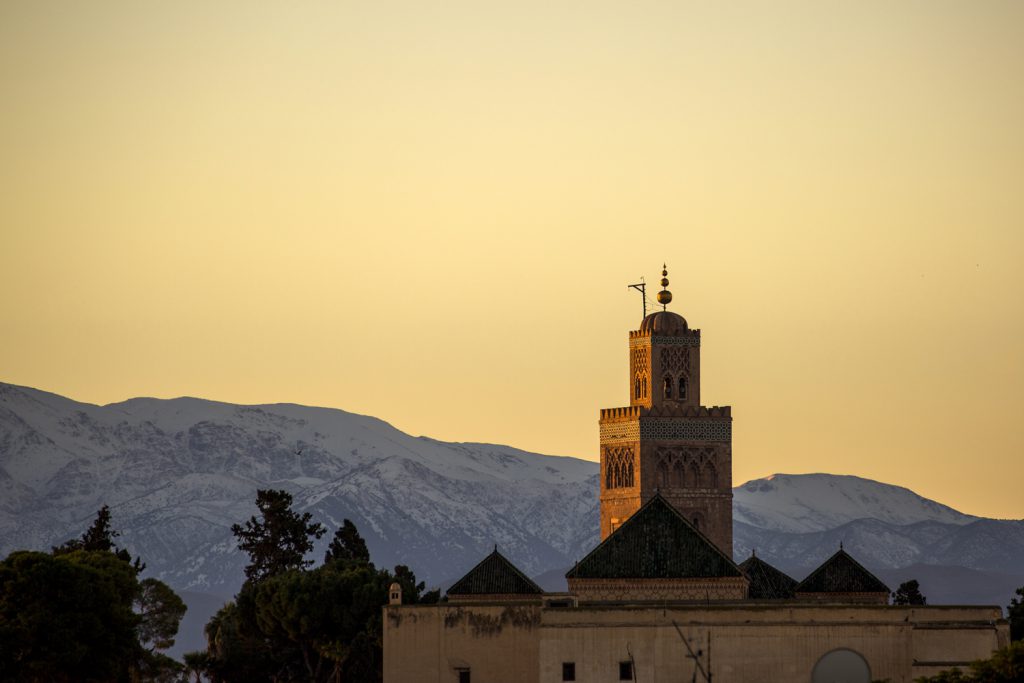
[811,648,871,683]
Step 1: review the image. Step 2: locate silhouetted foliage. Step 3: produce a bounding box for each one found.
[232,489,326,584]
[914,640,1024,682]
[136,577,188,652]
[52,504,146,573]
[2,504,185,683]
[1004,585,1024,643]
[392,564,440,605]
[324,518,370,568]
[206,504,438,683]
[182,650,211,683]
[892,579,927,606]
[0,546,185,683]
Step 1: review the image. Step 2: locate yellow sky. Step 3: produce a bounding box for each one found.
[2,1,1022,518]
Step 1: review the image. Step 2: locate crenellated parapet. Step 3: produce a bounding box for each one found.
[600,405,731,421]
[599,406,643,421]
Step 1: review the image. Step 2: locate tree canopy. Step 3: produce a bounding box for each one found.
[892,579,927,606]
[232,489,326,583]
[324,518,370,567]
[1008,586,1024,642]
[914,640,1024,682]
[203,496,438,682]
[1,506,186,683]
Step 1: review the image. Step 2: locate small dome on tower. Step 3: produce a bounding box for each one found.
[639,310,688,334]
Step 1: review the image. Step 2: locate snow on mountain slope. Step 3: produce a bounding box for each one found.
[4,381,1022,603]
[733,473,978,533]
[0,382,599,594]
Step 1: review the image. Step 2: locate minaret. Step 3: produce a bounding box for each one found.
[599,266,733,555]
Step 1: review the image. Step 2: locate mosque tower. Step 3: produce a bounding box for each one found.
[599,266,733,554]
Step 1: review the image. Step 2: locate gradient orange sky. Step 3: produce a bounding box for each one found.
[2,2,1022,518]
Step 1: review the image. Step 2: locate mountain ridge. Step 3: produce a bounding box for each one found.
[2,381,1021,606]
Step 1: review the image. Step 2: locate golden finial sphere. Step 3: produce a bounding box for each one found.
[657,290,673,305]
[661,277,669,287]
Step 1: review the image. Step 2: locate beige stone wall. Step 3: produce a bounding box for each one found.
[797,591,890,605]
[567,577,748,603]
[384,603,1007,683]
[383,604,541,683]
[538,604,1008,683]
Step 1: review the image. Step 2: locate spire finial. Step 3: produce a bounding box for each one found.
[656,264,672,310]
[840,541,844,551]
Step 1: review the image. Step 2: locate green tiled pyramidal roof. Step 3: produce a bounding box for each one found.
[739,553,797,599]
[566,494,743,579]
[447,549,544,596]
[795,548,890,594]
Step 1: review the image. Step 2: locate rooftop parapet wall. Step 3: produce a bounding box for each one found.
[629,329,701,348]
[600,405,731,421]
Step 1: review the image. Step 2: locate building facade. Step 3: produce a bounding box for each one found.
[383,271,1009,683]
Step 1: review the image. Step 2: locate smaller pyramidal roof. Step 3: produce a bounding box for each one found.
[795,547,890,594]
[447,548,544,596]
[567,493,742,580]
[738,552,797,599]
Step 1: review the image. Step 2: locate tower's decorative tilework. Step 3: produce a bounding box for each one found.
[600,420,731,442]
[599,421,640,442]
[660,346,690,377]
[654,445,720,489]
[640,420,731,442]
[651,335,700,347]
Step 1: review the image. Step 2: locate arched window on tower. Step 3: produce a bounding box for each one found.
[702,463,717,488]
[672,460,686,488]
[679,376,688,401]
[663,376,672,399]
[634,376,642,400]
[657,460,669,489]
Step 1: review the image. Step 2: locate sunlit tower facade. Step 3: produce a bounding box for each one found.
[599,267,734,554]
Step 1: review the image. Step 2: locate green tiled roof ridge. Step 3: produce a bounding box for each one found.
[794,548,890,594]
[738,553,798,599]
[446,549,544,596]
[566,493,743,579]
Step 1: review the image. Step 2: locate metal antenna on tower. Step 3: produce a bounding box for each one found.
[628,277,647,318]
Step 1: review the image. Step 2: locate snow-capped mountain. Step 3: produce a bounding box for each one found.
[0,382,599,595]
[731,474,1024,579]
[733,473,978,533]
[2,381,1022,608]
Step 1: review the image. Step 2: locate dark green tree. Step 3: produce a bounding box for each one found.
[914,640,1024,682]
[232,489,326,584]
[52,504,145,573]
[324,518,370,567]
[182,650,211,683]
[252,563,390,682]
[204,600,277,683]
[0,550,142,683]
[892,579,927,606]
[136,577,188,652]
[391,564,440,605]
[1008,586,1024,642]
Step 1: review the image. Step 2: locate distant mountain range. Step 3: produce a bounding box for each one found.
[2,382,1022,655]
